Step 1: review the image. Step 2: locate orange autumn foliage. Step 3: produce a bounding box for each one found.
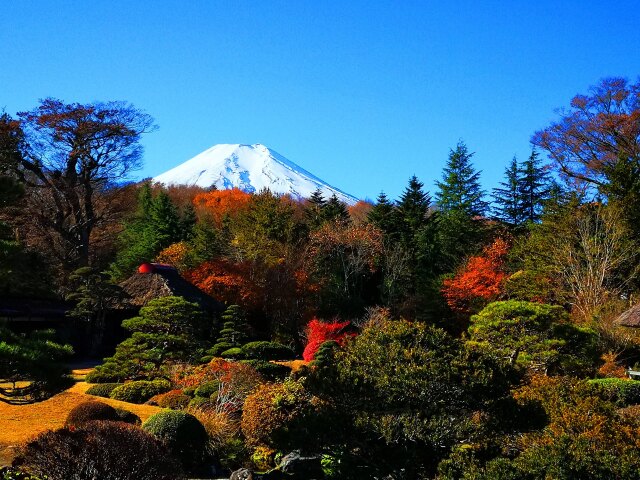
[193,188,251,226]
[441,237,510,314]
[185,259,263,310]
[155,241,190,270]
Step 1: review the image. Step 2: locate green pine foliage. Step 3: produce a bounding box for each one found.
[110,184,193,279]
[435,141,489,270]
[0,327,73,399]
[207,305,249,358]
[367,191,396,235]
[492,156,523,227]
[90,296,207,381]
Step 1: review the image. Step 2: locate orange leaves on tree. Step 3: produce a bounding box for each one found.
[185,259,263,311]
[193,188,251,226]
[155,241,190,270]
[441,237,510,314]
[302,318,353,361]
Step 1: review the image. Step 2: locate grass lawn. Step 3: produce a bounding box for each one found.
[0,368,161,467]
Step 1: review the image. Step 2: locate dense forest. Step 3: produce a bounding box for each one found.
[1,77,640,479]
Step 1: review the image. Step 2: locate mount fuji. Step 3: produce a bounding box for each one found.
[153,143,358,205]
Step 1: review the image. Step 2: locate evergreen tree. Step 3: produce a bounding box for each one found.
[208,305,250,356]
[367,191,396,235]
[305,188,326,230]
[436,141,488,216]
[90,296,206,381]
[110,185,187,279]
[435,141,488,270]
[395,175,432,245]
[492,156,524,227]
[322,194,350,224]
[518,149,550,224]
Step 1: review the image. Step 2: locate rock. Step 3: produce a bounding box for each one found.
[279,450,324,479]
[230,468,254,480]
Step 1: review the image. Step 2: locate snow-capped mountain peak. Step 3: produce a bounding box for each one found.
[153,143,357,205]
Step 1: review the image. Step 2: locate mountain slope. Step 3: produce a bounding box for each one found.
[153,143,358,205]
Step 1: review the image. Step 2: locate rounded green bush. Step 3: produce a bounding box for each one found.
[208,342,234,357]
[85,383,123,398]
[241,341,295,361]
[194,381,220,398]
[142,410,208,468]
[587,378,640,406]
[220,347,245,359]
[109,379,172,404]
[65,401,119,427]
[114,407,141,425]
[85,368,125,384]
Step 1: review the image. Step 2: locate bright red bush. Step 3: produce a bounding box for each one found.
[302,318,353,361]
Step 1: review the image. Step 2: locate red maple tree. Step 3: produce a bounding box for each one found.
[441,237,510,314]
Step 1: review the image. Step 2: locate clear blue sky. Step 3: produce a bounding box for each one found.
[1,1,639,201]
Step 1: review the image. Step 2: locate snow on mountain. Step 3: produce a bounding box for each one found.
[153,144,358,205]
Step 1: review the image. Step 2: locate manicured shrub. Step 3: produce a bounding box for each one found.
[240,360,291,381]
[85,382,122,398]
[241,341,295,361]
[110,379,172,404]
[114,407,141,425]
[146,390,191,409]
[65,401,119,427]
[13,421,183,480]
[142,410,208,469]
[587,378,640,407]
[0,466,42,479]
[207,342,234,357]
[195,381,220,398]
[85,368,124,384]
[220,347,245,359]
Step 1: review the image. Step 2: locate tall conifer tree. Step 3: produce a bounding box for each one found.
[518,149,550,224]
[492,156,524,227]
[435,141,488,270]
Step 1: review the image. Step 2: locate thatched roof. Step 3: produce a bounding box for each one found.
[118,264,223,313]
[614,304,640,328]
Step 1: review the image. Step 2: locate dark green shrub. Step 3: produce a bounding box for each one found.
[85,383,122,398]
[241,341,295,361]
[220,347,245,359]
[85,367,126,384]
[194,381,220,398]
[188,396,212,410]
[65,401,119,427]
[587,378,640,406]
[146,390,191,409]
[114,407,141,425]
[110,379,172,404]
[142,410,208,470]
[183,386,196,397]
[207,342,234,357]
[239,360,291,381]
[13,421,182,480]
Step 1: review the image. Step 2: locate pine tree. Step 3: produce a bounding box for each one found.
[209,304,249,356]
[110,185,186,279]
[322,194,350,224]
[396,175,432,244]
[305,188,326,230]
[518,149,550,224]
[492,156,524,227]
[367,191,396,235]
[436,141,488,216]
[435,141,488,270]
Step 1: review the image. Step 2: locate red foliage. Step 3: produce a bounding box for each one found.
[302,318,353,361]
[441,237,510,314]
[185,259,263,310]
[193,188,251,226]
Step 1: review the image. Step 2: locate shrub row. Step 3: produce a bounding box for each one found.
[587,378,640,407]
[109,379,172,404]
